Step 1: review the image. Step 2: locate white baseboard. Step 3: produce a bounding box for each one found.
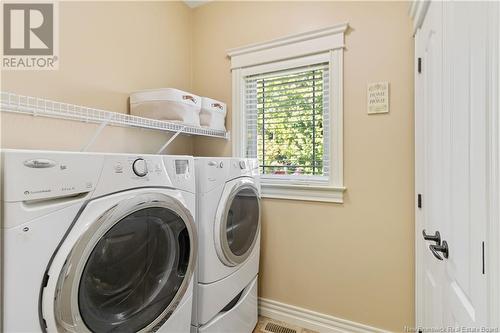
[258,298,391,333]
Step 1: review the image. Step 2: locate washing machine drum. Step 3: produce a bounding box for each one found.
[46,193,196,333]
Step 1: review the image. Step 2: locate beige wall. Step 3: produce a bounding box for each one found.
[1,1,194,154]
[191,2,414,331]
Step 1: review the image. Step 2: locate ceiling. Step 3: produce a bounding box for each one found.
[184,1,212,8]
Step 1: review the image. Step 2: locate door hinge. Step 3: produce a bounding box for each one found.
[418,58,422,73]
[417,194,422,208]
[482,241,485,274]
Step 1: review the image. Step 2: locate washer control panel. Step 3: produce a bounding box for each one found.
[175,159,190,175]
[163,156,195,193]
[92,155,169,197]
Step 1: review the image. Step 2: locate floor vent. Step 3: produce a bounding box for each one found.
[262,321,299,333]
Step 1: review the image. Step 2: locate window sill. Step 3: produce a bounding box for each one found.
[261,183,346,203]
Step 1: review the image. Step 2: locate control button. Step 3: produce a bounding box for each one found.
[114,163,123,173]
[208,161,217,167]
[219,161,224,168]
[239,160,246,169]
[132,158,148,177]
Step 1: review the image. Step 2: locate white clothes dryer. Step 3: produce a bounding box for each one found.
[192,157,260,333]
[1,150,197,333]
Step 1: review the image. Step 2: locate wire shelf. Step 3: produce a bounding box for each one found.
[0,91,229,139]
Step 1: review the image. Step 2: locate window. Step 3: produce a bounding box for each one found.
[228,24,347,202]
[245,63,329,181]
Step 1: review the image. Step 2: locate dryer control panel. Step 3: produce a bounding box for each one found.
[228,158,259,180]
[194,157,259,193]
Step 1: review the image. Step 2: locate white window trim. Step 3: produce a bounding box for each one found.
[228,23,348,203]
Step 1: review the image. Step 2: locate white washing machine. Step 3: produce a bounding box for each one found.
[1,149,197,333]
[192,157,260,333]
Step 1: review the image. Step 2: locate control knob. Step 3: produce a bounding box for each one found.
[132,158,148,177]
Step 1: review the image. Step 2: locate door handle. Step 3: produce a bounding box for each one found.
[429,241,449,260]
[422,229,441,244]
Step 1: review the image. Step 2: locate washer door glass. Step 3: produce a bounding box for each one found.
[78,207,191,332]
[224,186,260,261]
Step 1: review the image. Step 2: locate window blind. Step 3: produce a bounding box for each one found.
[245,63,330,179]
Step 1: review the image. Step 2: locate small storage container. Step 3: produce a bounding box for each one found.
[200,97,227,131]
[130,88,201,126]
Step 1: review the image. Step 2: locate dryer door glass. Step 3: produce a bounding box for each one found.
[78,207,191,332]
[225,186,260,259]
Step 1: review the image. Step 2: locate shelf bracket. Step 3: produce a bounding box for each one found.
[157,126,186,154]
[81,114,112,152]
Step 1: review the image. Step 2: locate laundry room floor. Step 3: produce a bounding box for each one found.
[253,316,319,333]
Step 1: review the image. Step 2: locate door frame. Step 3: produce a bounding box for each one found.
[412,0,500,329]
[487,2,500,327]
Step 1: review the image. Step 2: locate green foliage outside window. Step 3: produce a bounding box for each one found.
[256,68,325,176]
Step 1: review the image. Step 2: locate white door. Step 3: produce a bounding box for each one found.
[416,1,495,329]
[441,2,490,326]
[415,1,445,328]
